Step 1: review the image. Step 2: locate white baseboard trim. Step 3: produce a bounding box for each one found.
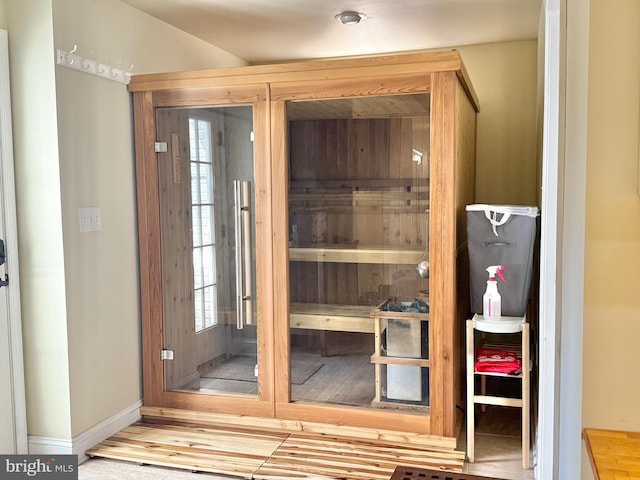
[28,399,142,463]
[27,436,73,455]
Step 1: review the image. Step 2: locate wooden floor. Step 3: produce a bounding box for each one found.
[86,420,465,480]
[192,351,379,408]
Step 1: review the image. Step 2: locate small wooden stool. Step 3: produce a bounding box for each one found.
[466,314,530,469]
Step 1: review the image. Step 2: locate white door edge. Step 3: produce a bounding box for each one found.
[538,0,589,478]
[0,28,27,454]
[537,0,562,477]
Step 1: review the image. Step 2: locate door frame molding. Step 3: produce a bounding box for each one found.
[538,0,588,477]
[0,28,27,454]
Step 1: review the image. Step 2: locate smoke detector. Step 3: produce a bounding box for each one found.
[335,11,367,25]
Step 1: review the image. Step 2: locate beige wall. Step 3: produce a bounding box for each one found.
[3,0,246,442]
[458,41,539,207]
[52,0,246,439]
[583,0,640,433]
[52,0,245,75]
[4,0,72,440]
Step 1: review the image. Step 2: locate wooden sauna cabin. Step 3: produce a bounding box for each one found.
[129,50,478,446]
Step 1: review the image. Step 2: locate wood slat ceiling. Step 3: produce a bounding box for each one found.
[287,93,430,120]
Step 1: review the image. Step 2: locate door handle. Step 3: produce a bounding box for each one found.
[0,239,8,287]
[234,180,253,329]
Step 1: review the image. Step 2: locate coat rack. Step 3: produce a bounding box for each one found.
[56,46,132,85]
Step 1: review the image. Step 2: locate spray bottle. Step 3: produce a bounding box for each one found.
[483,265,506,320]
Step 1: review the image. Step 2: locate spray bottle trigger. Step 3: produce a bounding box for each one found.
[496,265,507,283]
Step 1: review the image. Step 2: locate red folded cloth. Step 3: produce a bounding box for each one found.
[474,348,521,374]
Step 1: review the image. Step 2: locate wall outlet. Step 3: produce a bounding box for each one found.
[79,207,101,232]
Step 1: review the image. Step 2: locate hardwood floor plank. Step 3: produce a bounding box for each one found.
[120,423,285,455]
[87,421,464,479]
[87,443,263,476]
[255,433,464,479]
[584,428,640,480]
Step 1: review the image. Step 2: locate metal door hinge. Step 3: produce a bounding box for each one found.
[155,142,168,153]
[160,349,174,361]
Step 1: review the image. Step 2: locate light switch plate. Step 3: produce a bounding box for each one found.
[79,207,101,232]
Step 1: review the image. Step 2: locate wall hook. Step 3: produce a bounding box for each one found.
[56,46,131,85]
[66,44,78,64]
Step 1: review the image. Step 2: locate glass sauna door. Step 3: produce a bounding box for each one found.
[286,94,431,413]
[156,105,259,398]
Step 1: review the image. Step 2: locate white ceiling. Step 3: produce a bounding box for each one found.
[120,0,542,64]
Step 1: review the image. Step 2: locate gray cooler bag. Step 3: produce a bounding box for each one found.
[466,204,539,317]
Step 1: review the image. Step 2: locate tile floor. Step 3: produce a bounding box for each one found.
[79,405,535,480]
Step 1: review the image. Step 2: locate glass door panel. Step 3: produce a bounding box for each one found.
[286,94,431,410]
[156,105,258,397]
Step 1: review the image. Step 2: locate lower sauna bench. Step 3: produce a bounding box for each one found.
[289,303,375,333]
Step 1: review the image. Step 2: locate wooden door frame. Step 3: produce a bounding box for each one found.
[133,85,275,417]
[270,75,462,437]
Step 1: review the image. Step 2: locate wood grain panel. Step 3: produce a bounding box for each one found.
[156,108,197,389]
[290,303,374,333]
[133,91,163,406]
[272,73,432,103]
[584,428,640,480]
[253,98,275,405]
[271,100,292,405]
[288,115,429,310]
[152,84,265,107]
[256,434,464,479]
[370,356,430,368]
[453,80,477,418]
[454,81,478,250]
[87,420,464,479]
[87,422,286,478]
[129,51,465,93]
[289,246,422,264]
[275,402,432,435]
[438,72,459,439]
[140,405,457,448]
[428,72,445,437]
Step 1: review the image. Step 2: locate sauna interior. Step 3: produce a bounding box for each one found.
[159,95,434,410]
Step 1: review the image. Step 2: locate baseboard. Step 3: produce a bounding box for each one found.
[28,399,142,463]
[27,436,73,455]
